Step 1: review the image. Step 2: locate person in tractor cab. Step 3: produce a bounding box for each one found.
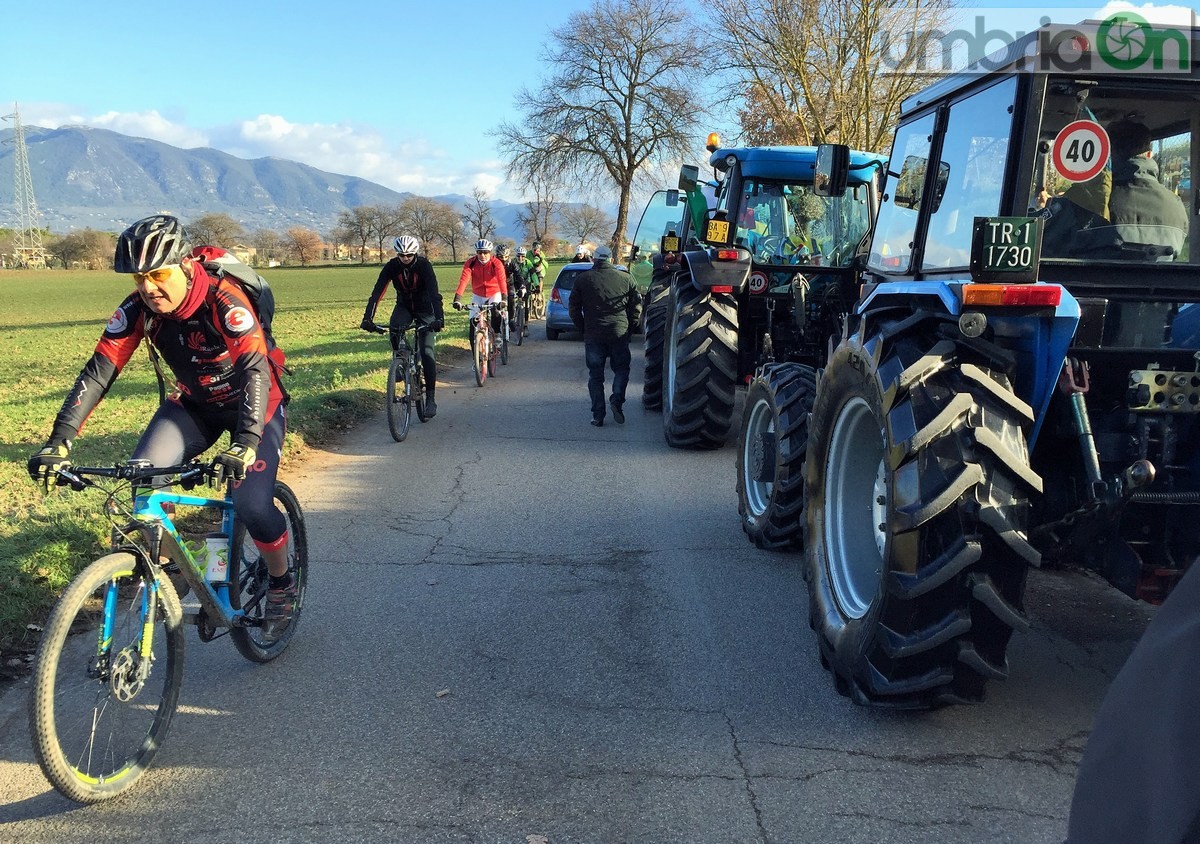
[1104,119,1189,260]
[26,215,298,640]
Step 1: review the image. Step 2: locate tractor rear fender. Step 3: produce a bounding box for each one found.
[682,247,751,293]
[855,280,1081,448]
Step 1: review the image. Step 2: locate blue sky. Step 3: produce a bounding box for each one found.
[4,0,1198,208]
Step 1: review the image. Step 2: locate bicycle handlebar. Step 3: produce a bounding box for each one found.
[55,461,212,490]
[363,322,431,336]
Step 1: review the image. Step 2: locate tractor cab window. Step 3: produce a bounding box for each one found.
[921,77,1017,270]
[733,179,871,268]
[1031,78,1197,263]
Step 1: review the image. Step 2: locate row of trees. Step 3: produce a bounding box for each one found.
[332,190,616,263]
[0,218,329,270]
[494,0,955,251]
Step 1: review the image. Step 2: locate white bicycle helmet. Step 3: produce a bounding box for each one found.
[516,247,527,257]
[394,235,420,255]
[475,239,494,253]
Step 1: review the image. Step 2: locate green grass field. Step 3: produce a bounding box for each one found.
[0,262,558,662]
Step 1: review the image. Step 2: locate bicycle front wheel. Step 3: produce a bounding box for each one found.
[501,325,510,365]
[415,356,430,423]
[487,328,498,377]
[230,482,310,663]
[386,351,412,442]
[474,326,487,386]
[514,304,525,346]
[30,553,184,803]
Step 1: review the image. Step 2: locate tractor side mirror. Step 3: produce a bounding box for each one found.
[814,144,850,197]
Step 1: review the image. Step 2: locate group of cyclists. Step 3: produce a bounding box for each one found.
[25,217,553,643]
[361,234,549,404]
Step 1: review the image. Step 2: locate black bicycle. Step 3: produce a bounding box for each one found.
[365,322,431,441]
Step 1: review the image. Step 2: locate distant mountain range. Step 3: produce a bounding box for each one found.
[0,125,531,240]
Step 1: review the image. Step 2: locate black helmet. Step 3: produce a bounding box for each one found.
[114,215,192,273]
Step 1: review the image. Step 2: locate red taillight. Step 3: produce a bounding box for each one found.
[961,284,1062,307]
[551,288,562,303]
[710,285,733,294]
[715,249,739,260]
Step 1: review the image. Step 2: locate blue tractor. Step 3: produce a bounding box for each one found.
[748,21,1200,707]
[629,139,884,481]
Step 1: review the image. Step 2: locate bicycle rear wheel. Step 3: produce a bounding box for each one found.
[30,553,184,803]
[230,482,309,663]
[386,351,412,442]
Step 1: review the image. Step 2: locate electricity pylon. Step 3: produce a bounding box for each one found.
[4,103,47,268]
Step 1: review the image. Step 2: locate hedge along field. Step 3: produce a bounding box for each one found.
[0,261,556,661]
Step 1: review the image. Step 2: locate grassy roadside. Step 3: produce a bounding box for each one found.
[0,261,560,671]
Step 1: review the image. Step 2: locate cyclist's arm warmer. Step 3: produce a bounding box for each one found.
[363,265,393,323]
[212,279,272,450]
[419,261,445,321]
[455,261,473,298]
[49,294,145,443]
[496,262,509,297]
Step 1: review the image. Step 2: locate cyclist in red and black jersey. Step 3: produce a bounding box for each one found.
[360,235,445,416]
[27,215,297,640]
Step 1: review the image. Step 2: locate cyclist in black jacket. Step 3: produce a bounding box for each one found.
[361,235,445,417]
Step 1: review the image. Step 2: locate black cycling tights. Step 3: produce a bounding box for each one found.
[131,400,287,547]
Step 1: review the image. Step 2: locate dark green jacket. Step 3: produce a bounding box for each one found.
[568,261,642,342]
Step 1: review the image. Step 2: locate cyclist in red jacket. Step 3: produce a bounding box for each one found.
[26,215,298,640]
[452,238,508,344]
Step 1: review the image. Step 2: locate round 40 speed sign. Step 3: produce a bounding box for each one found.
[1052,120,1110,183]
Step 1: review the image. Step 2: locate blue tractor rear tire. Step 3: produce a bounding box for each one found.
[805,314,1042,707]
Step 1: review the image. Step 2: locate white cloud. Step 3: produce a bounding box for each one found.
[1094,2,1197,25]
[14,103,524,201]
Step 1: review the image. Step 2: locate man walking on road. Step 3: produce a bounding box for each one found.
[568,244,641,427]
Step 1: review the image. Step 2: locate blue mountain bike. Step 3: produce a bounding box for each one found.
[28,460,308,803]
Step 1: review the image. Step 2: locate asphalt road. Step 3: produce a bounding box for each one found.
[0,323,1154,843]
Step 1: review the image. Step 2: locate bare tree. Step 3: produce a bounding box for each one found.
[372,203,407,260]
[437,213,469,263]
[515,171,559,246]
[252,229,284,267]
[461,187,497,240]
[708,0,953,152]
[336,206,376,263]
[557,203,614,246]
[286,226,322,266]
[52,228,114,269]
[494,0,705,251]
[186,212,245,247]
[398,197,461,259]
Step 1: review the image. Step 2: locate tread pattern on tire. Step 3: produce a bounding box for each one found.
[641,277,671,410]
[737,362,818,549]
[806,314,1041,707]
[663,283,738,450]
[230,482,309,663]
